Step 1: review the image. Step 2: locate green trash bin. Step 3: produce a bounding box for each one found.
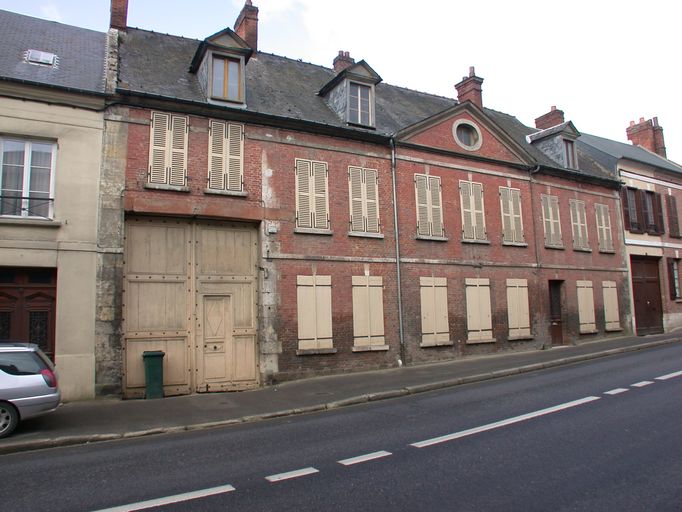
[142,351,165,399]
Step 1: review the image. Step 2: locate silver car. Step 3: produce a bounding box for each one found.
[0,342,60,438]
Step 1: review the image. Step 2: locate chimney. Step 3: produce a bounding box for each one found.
[535,106,565,130]
[333,51,355,73]
[455,67,484,108]
[110,0,128,30]
[234,0,259,52]
[627,117,667,158]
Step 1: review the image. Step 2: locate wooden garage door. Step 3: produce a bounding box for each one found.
[123,217,258,397]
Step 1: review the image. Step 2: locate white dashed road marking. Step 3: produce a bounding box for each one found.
[604,388,629,395]
[265,467,319,483]
[411,396,601,448]
[655,370,682,381]
[92,484,236,512]
[631,381,654,388]
[338,451,392,466]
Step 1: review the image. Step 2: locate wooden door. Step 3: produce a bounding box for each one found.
[631,257,663,335]
[548,280,564,345]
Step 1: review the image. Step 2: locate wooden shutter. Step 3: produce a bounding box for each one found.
[666,194,680,238]
[506,278,531,338]
[602,281,621,331]
[208,120,225,190]
[297,275,332,350]
[365,169,380,233]
[295,159,312,228]
[620,188,631,231]
[570,200,588,249]
[420,277,449,346]
[352,275,385,347]
[541,195,552,245]
[510,188,524,243]
[577,280,596,333]
[569,200,579,248]
[500,187,513,243]
[349,166,365,232]
[415,174,431,236]
[550,196,562,246]
[473,182,486,240]
[460,181,474,240]
[227,123,243,191]
[149,112,169,184]
[595,204,613,252]
[654,192,665,235]
[312,161,329,230]
[169,115,188,186]
[466,278,493,342]
[667,258,680,300]
[429,176,443,237]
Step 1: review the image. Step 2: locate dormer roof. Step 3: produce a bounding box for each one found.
[318,60,382,97]
[189,27,253,73]
[526,121,580,143]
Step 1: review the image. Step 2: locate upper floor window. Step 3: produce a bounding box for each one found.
[541,194,563,248]
[564,139,577,169]
[211,55,244,103]
[0,137,55,218]
[666,194,681,238]
[348,82,372,126]
[460,180,487,242]
[295,158,330,231]
[148,112,188,188]
[415,174,444,238]
[208,120,244,193]
[499,186,524,244]
[595,203,614,253]
[569,199,590,251]
[621,187,664,235]
[348,166,380,234]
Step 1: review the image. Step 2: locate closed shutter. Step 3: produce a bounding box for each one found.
[365,168,380,233]
[472,182,486,240]
[569,200,579,248]
[667,258,680,300]
[506,278,531,338]
[349,166,365,232]
[460,181,474,240]
[352,276,385,347]
[595,204,614,252]
[227,123,243,191]
[169,115,188,187]
[577,280,597,333]
[541,195,552,245]
[570,200,588,249]
[429,176,443,237]
[511,188,524,242]
[415,174,430,236]
[500,187,513,243]
[602,281,621,331]
[620,188,631,231]
[465,278,493,342]
[149,112,169,184]
[420,277,449,346]
[296,159,312,228]
[654,192,665,235]
[297,275,333,350]
[312,161,329,230]
[208,120,225,190]
[666,195,680,238]
[550,196,562,246]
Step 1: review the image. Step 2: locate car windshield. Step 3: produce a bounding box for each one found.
[0,351,49,376]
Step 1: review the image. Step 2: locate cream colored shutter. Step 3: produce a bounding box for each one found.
[349,166,365,232]
[227,123,243,191]
[541,195,552,245]
[602,281,621,331]
[506,278,531,337]
[312,161,329,230]
[352,275,385,347]
[415,174,430,236]
[169,115,188,186]
[314,275,333,348]
[472,182,486,240]
[297,275,333,350]
[429,176,443,237]
[149,112,169,184]
[420,277,449,346]
[365,168,380,233]
[296,159,312,228]
[577,280,596,333]
[466,278,493,341]
[550,196,562,245]
[596,204,613,252]
[208,120,225,190]
[570,200,580,248]
[500,187,513,242]
[579,202,589,248]
[511,188,524,242]
[461,181,474,240]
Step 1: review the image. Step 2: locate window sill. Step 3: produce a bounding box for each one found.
[544,244,565,250]
[204,188,247,197]
[416,234,449,242]
[462,238,490,245]
[144,183,190,193]
[507,335,534,341]
[502,241,528,247]
[573,247,592,253]
[208,97,246,108]
[466,337,497,345]
[296,348,337,356]
[294,228,333,236]
[579,329,599,335]
[348,231,384,239]
[0,218,61,228]
[605,327,623,332]
[599,249,616,254]
[352,344,389,352]
[346,121,376,130]
[420,341,454,348]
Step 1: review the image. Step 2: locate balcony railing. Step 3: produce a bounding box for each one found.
[0,195,54,219]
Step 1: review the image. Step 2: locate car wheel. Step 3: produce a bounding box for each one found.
[0,402,19,439]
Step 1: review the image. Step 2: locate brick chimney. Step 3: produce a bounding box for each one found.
[535,106,565,130]
[626,117,667,158]
[234,0,259,52]
[110,0,128,30]
[333,51,355,73]
[455,67,483,108]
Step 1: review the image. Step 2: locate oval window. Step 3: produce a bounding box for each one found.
[452,120,482,151]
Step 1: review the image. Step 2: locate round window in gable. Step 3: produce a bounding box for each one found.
[452,119,482,151]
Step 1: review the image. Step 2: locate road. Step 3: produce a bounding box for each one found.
[2,343,682,511]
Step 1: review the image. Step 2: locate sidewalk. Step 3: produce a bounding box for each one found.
[2,332,681,455]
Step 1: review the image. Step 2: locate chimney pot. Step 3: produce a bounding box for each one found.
[333,50,355,73]
[234,1,259,52]
[534,106,565,130]
[455,66,483,108]
[639,117,645,123]
[627,116,667,158]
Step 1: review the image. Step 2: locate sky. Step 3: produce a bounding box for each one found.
[1,0,680,162]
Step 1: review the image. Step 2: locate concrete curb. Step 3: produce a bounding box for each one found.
[1,337,679,455]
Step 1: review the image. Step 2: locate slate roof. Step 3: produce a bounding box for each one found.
[0,9,106,94]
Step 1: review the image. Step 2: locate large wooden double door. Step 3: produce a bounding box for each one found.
[630,256,663,335]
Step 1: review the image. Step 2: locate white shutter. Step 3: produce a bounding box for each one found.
[510,188,524,242]
[472,182,486,240]
[578,201,589,248]
[149,112,169,184]
[461,181,474,240]
[352,275,385,347]
[506,278,531,337]
[465,278,493,342]
[429,176,443,237]
[420,277,450,346]
[500,187,513,243]
[415,174,431,236]
[296,159,312,228]
[227,123,243,191]
[550,196,562,246]
[349,166,365,232]
[577,280,597,333]
[312,161,329,230]
[208,120,225,190]
[596,204,613,252]
[169,115,188,186]
[365,168,380,233]
[297,275,333,350]
[602,281,621,331]
[570,200,579,248]
[541,195,552,245]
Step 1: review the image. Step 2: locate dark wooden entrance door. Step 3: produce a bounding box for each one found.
[631,257,663,335]
[548,280,564,345]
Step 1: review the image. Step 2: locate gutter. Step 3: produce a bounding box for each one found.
[390,137,406,364]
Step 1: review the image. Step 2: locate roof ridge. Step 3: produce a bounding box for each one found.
[0,8,106,36]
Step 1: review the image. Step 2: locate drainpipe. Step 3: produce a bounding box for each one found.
[529,165,542,269]
[390,137,406,365]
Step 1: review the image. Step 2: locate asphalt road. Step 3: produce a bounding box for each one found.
[2,343,682,511]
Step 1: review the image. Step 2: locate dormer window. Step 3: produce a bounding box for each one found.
[349,82,372,126]
[211,54,244,103]
[564,139,577,169]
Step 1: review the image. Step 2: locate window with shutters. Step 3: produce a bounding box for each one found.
[621,187,664,235]
[569,199,590,251]
[595,203,614,252]
[465,278,494,343]
[414,174,445,239]
[0,137,55,218]
[665,194,681,238]
[506,279,531,339]
[207,120,244,194]
[148,112,188,188]
[211,54,244,103]
[348,82,373,126]
[460,180,487,242]
[499,186,525,245]
[296,275,334,352]
[295,159,330,232]
[352,276,387,351]
[541,194,563,248]
[667,258,682,300]
[602,281,622,331]
[348,166,380,236]
[419,277,451,347]
[576,280,597,334]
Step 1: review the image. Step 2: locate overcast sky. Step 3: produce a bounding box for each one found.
[2,0,680,162]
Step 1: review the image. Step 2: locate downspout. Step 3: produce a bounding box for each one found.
[529,165,542,268]
[390,137,406,365]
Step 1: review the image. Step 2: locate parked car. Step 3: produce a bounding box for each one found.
[0,342,60,438]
